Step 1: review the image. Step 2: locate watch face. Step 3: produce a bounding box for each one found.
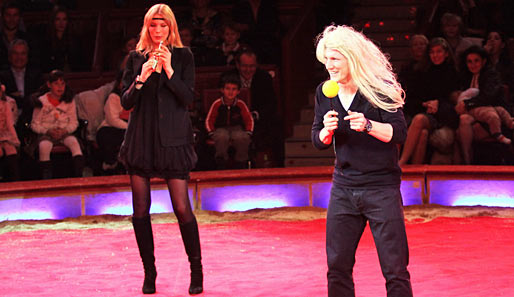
[365,119,372,132]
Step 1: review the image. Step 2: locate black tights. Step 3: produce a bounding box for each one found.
[130,174,195,224]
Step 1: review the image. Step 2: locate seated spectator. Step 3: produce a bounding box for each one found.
[108,35,137,72]
[0,39,43,126]
[213,22,248,66]
[39,6,87,73]
[399,37,460,165]
[0,1,37,70]
[399,34,429,124]
[455,46,513,164]
[221,49,283,166]
[0,81,20,181]
[231,0,280,64]
[440,13,475,64]
[483,30,514,104]
[186,0,222,49]
[179,22,222,66]
[96,72,129,174]
[30,70,84,179]
[205,74,253,169]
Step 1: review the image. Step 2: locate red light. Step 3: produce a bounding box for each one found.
[379,21,384,26]
[364,22,371,28]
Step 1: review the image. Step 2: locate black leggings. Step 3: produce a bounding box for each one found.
[130,174,195,223]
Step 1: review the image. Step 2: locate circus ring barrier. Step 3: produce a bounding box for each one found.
[1,165,514,221]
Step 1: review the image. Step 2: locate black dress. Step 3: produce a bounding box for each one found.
[119,71,197,180]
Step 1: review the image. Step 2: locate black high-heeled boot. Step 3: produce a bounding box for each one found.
[72,155,85,177]
[132,216,157,294]
[179,218,203,295]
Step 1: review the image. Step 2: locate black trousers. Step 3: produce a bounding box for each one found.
[96,126,126,164]
[326,185,413,297]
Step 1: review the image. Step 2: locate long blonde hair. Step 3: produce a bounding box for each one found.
[136,4,183,55]
[315,25,404,112]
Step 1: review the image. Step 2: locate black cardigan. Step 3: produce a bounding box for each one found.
[311,84,407,188]
[121,47,195,147]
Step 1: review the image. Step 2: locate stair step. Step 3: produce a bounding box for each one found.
[285,157,335,167]
[355,19,416,33]
[285,140,335,158]
[359,0,424,6]
[292,123,312,138]
[300,108,315,123]
[354,5,415,20]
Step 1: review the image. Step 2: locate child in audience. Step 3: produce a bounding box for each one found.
[216,22,247,66]
[31,70,84,178]
[456,46,514,150]
[0,81,20,180]
[205,74,253,169]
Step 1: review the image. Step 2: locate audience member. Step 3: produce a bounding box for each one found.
[455,46,513,164]
[179,22,222,66]
[205,73,253,169]
[39,7,86,73]
[0,81,20,181]
[108,35,137,72]
[186,0,222,49]
[213,22,248,66]
[399,34,429,124]
[440,13,475,64]
[399,37,460,165]
[0,39,43,125]
[95,72,129,174]
[231,0,280,64]
[484,30,514,105]
[30,69,84,179]
[0,1,35,70]
[221,49,282,166]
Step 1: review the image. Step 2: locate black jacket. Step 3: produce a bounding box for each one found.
[121,47,195,147]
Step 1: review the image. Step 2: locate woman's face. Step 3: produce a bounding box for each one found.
[148,14,170,46]
[466,53,486,75]
[442,20,460,38]
[325,48,351,85]
[411,37,427,61]
[486,32,504,55]
[47,78,66,99]
[54,11,68,34]
[429,45,449,65]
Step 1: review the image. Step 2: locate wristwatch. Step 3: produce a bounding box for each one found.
[364,118,372,133]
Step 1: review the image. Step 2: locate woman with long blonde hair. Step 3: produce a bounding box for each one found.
[312,25,413,297]
[119,4,202,295]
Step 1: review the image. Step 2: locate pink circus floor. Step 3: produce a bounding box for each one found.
[1,206,514,297]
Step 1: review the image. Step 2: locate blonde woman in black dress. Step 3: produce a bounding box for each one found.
[119,4,202,295]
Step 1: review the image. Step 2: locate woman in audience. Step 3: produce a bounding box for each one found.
[484,30,514,104]
[455,45,513,164]
[399,37,460,165]
[399,34,429,124]
[31,69,84,179]
[0,81,20,181]
[95,72,129,174]
[40,7,86,73]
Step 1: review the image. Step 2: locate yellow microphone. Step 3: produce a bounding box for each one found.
[322,80,339,98]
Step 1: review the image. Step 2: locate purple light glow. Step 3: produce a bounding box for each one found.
[85,189,194,216]
[429,180,514,207]
[201,184,310,212]
[0,196,81,221]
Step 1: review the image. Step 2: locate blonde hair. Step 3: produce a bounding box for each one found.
[136,4,183,55]
[315,25,404,112]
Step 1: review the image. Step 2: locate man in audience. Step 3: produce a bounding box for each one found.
[0,39,43,126]
[0,1,37,70]
[222,49,283,167]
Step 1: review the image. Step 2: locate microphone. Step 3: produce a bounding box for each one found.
[152,41,163,70]
[322,80,339,110]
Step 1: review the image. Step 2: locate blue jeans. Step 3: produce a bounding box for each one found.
[326,185,413,297]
